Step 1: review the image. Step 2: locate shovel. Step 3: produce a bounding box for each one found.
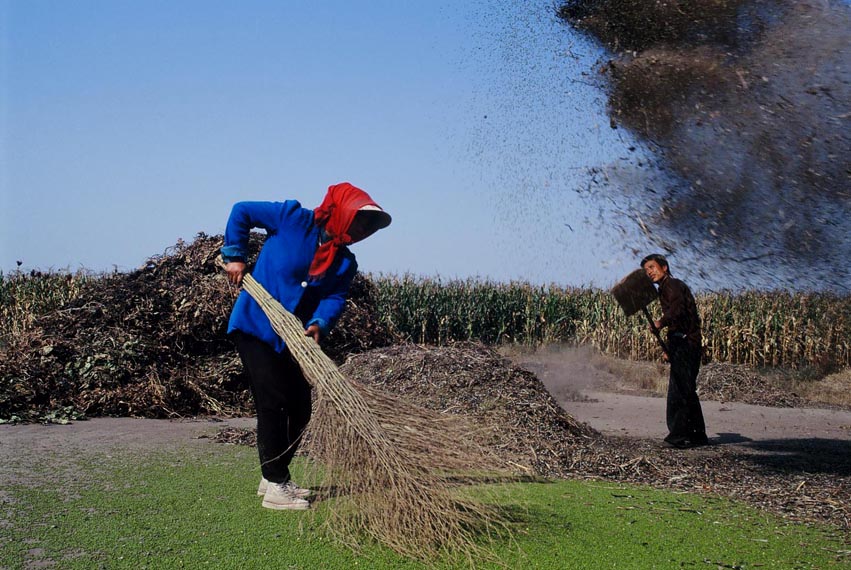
[611,268,668,355]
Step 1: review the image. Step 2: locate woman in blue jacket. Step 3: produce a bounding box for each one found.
[221,182,391,510]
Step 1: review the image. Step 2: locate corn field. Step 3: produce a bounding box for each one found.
[372,275,851,372]
[0,270,92,340]
[3,270,849,372]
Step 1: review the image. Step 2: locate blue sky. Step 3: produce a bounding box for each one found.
[2,1,663,288]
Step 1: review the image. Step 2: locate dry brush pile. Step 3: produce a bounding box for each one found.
[697,362,805,407]
[0,234,396,422]
[340,342,597,477]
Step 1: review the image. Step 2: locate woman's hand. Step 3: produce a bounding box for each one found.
[225,261,246,286]
[305,324,321,343]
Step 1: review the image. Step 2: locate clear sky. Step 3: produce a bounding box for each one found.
[2,0,667,289]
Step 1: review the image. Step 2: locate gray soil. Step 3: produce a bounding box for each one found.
[0,417,258,498]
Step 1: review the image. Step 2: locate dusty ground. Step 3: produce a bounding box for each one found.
[510,345,851,442]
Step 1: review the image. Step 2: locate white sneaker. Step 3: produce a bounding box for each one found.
[257,477,311,499]
[261,481,311,510]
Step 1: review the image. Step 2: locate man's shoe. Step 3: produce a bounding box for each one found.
[258,478,312,499]
[668,438,710,449]
[664,434,684,445]
[690,435,710,447]
[663,435,691,449]
[262,482,310,510]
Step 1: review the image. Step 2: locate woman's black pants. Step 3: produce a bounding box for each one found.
[232,331,312,484]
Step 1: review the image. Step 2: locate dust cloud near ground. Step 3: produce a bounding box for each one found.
[502,343,610,401]
[559,0,851,290]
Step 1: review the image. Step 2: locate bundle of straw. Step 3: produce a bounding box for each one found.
[223,261,507,560]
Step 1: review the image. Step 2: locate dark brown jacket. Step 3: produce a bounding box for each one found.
[658,275,702,348]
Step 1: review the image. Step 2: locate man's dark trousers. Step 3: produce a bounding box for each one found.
[666,338,707,443]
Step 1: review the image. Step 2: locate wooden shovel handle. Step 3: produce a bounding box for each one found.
[642,306,669,355]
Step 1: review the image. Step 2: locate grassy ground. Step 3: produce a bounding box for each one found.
[2,442,847,569]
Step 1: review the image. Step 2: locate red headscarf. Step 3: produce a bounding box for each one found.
[309,182,386,278]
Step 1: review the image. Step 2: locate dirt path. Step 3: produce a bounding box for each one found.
[0,417,258,490]
[561,390,851,441]
[511,347,851,444]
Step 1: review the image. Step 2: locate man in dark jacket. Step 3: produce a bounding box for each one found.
[641,253,709,449]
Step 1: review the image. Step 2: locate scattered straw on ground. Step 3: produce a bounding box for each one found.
[698,362,806,408]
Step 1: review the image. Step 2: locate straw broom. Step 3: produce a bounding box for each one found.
[221,260,508,560]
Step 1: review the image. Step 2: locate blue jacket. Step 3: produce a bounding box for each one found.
[221,200,357,353]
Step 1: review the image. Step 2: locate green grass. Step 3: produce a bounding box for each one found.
[2,443,847,569]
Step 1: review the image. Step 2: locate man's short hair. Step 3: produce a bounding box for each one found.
[641,253,669,271]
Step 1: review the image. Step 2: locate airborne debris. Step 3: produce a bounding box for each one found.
[558,0,851,289]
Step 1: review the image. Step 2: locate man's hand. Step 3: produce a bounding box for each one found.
[225,261,246,286]
[305,324,321,343]
[649,319,662,332]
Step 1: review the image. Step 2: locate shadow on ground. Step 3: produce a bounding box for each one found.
[727,436,851,477]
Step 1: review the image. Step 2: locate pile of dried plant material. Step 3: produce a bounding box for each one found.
[0,233,398,422]
[340,342,597,477]
[698,362,805,408]
[339,343,850,533]
[233,268,508,562]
